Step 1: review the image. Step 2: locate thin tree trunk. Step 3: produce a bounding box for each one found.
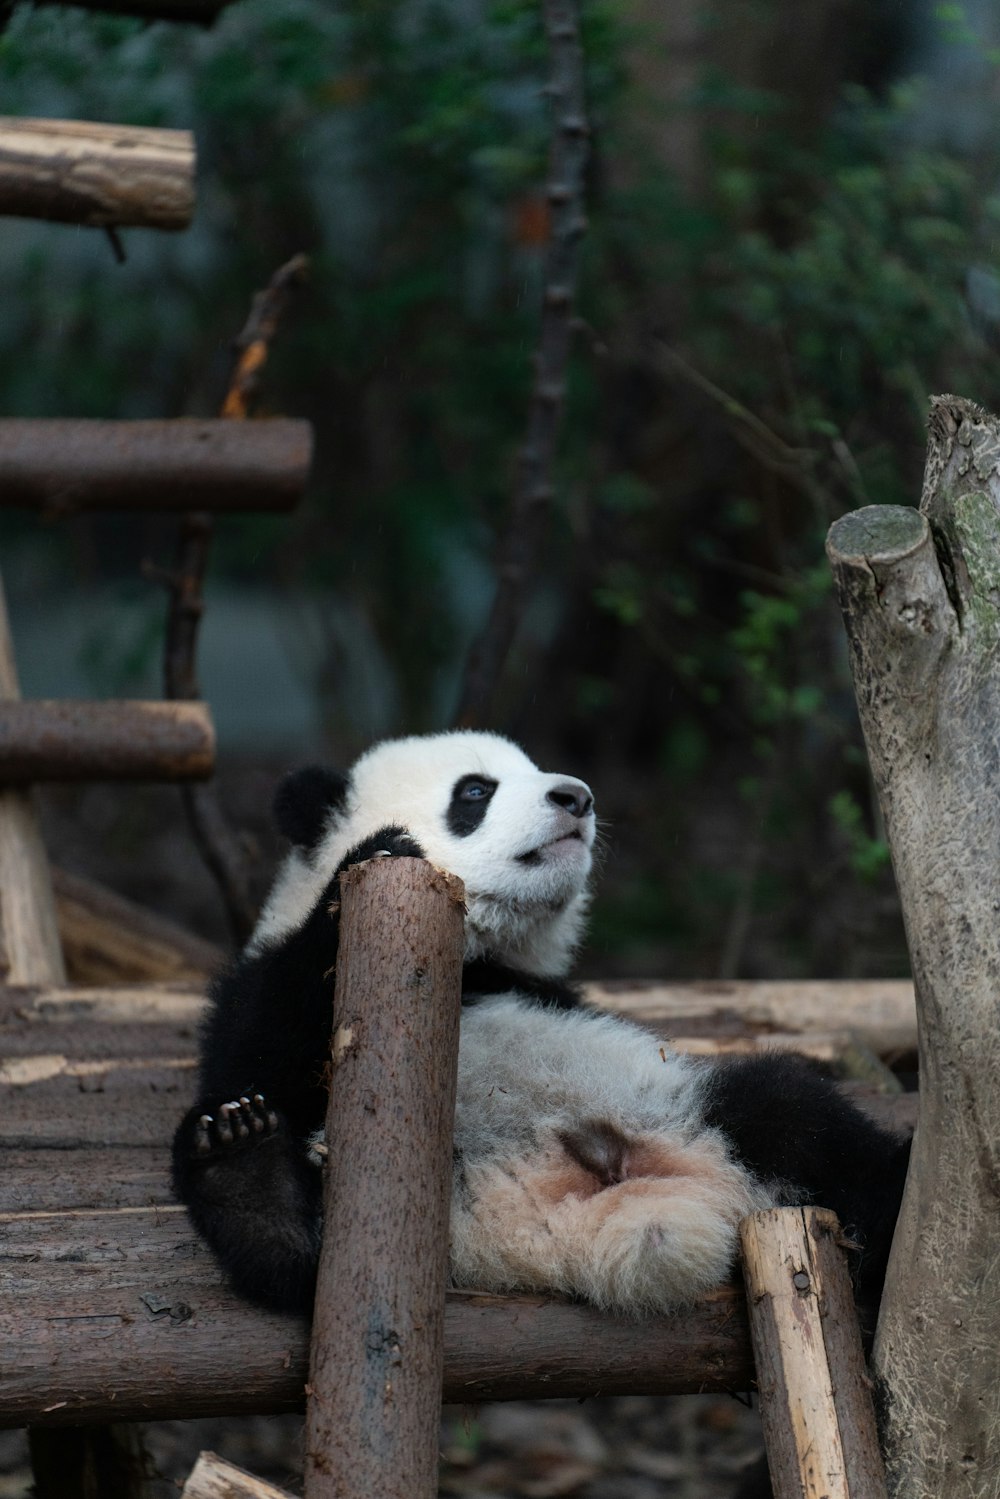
[825,395,1000,1499]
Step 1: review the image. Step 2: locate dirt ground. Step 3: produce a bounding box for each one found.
[1,1395,767,1496]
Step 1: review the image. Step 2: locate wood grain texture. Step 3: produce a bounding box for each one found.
[0,418,312,514]
[0,573,65,985]
[741,1208,887,1499]
[0,699,215,782]
[52,867,222,985]
[182,1451,292,1499]
[0,1196,756,1428]
[827,395,1000,1498]
[0,117,194,228]
[304,857,465,1499]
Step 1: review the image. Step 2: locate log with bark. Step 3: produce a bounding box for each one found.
[0,418,311,515]
[0,118,194,229]
[0,699,215,782]
[826,394,1000,1499]
[304,857,465,1499]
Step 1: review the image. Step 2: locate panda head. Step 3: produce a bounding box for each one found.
[253,731,596,977]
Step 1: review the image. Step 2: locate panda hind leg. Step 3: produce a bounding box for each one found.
[172,1093,323,1316]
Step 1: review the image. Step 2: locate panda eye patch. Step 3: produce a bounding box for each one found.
[447,774,498,836]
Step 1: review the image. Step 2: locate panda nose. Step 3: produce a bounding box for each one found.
[547,782,594,819]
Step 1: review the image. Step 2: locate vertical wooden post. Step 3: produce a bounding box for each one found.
[826,396,1000,1497]
[303,857,465,1499]
[0,571,66,984]
[740,1208,888,1499]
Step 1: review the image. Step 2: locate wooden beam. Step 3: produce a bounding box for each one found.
[0,1201,756,1427]
[305,858,465,1499]
[0,418,312,514]
[183,1453,292,1499]
[0,117,194,229]
[0,700,215,783]
[0,573,66,985]
[740,1208,888,1499]
[32,0,235,20]
[52,867,222,985]
[586,978,917,1057]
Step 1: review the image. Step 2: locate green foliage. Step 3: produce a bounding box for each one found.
[2,0,997,974]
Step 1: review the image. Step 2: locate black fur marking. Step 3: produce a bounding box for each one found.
[460,957,581,1009]
[273,765,350,850]
[446,774,498,837]
[702,1052,910,1329]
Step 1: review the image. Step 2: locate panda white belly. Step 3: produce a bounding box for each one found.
[312,994,768,1315]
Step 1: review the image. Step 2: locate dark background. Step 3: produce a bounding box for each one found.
[4,0,1000,979]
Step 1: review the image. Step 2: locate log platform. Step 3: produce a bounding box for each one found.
[0,977,917,1429]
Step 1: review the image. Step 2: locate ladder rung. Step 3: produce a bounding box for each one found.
[0,700,215,782]
[0,418,312,514]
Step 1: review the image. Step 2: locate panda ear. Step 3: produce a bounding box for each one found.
[273,765,349,851]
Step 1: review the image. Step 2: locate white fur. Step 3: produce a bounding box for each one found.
[264,731,765,1315]
[252,731,596,976]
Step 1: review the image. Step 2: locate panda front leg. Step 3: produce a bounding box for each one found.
[172,1092,323,1315]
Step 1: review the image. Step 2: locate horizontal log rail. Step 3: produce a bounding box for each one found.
[0,976,917,1429]
[0,1200,755,1425]
[30,0,235,20]
[0,700,215,782]
[0,418,312,514]
[0,118,194,229]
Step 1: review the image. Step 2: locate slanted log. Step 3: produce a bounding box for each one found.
[0,573,65,985]
[0,418,312,514]
[304,858,465,1499]
[0,699,215,782]
[826,394,1000,1499]
[52,867,222,984]
[0,118,194,229]
[183,1452,291,1499]
[741,1208,887,1499]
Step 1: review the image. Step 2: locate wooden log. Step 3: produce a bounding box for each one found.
[740,1208,888,1499]
[827,396,1000,1498]
[0,1195,756,1426]
[0,118,194,229]
[183,1452,292,1499]
[0,700,215,782]
[52,867,222,985]
[304,858,465,1499]
[0,573,65,985]
[0,418,312,514]
[34,0,235,20]
[585,978,917,1057]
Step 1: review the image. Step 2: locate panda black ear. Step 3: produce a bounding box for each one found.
[273,765,349,851]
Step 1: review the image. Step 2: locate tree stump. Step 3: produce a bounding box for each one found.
[826,395,1000,1499]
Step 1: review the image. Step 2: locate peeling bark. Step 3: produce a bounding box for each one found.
[826,395,1000,1499]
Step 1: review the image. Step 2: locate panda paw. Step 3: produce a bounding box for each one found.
[192,1093,280,1158]
[336,825,425,874]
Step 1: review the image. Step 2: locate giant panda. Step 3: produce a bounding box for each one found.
[172,730,909,1324]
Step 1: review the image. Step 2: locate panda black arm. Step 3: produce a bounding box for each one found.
[702,1052,910,1328]
[171,824,424,1314]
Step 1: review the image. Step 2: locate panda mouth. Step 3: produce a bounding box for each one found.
[517,830,584,865]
